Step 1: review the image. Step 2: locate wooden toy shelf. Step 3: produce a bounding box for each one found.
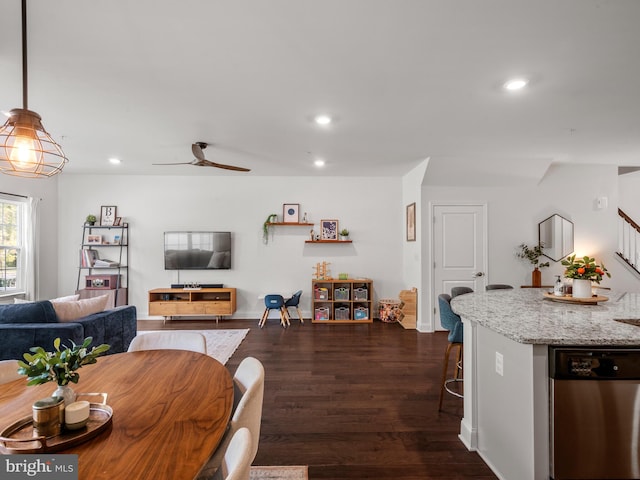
[311,279,373,324]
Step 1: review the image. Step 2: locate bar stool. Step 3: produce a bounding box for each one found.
[451,286,474,298]
[438,293,464,411]
[486,284,513,290]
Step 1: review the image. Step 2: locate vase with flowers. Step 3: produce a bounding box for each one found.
[17,337,110,406]
[516,243,550,287]
[561,254,611,298]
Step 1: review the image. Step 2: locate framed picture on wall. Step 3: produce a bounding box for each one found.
[100,206,117,226]
[321,219,339,240]
[406,202,416,241]
[283,203,299,223]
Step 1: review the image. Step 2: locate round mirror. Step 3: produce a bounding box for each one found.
[538,214,574,262]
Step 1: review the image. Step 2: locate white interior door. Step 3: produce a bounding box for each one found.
[432,204,487,330]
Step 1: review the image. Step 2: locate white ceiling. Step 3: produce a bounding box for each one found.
[1,0,639,179]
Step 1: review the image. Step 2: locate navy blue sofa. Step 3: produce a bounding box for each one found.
[0,300,137,361]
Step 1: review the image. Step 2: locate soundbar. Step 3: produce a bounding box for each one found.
[171,283,224,289]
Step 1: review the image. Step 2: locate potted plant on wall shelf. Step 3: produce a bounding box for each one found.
[263,214,278,244]
[516,243,550,287]
[85,214,97,226]
[339,228,349,241]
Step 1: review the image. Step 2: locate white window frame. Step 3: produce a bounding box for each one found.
[0,194,27,298]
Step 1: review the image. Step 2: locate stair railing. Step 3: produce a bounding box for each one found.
[617,208,640,275]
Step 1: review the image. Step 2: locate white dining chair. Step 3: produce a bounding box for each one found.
[0,359,21,385]
[199,357,265,478]
[210,427,252,480]
[127,331,207,354]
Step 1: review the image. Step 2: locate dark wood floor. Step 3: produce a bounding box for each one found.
[139,318,497,480]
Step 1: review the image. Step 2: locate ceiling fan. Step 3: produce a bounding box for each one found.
[153,142,251,172]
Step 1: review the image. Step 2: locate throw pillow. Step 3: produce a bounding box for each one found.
[50,294,81,303]
[0,300,58,324]
[15,294,80,304]
[52,295,109,322]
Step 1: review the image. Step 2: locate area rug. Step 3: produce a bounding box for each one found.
[250,466,308,480]
[137,329,249,364]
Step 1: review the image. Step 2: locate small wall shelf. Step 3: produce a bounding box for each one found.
[305,240,352,244]
[266,222,314,226]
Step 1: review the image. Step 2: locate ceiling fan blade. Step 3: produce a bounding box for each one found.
[192,143,206,161]
[152,161,195,165]
[199,159,250,172]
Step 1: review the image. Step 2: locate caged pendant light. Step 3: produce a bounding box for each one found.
[0,0,68,178]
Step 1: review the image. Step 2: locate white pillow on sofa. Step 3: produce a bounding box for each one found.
[14,294,80,304]
[52,295,109,322]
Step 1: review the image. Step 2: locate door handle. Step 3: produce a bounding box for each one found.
[473,272,484,278]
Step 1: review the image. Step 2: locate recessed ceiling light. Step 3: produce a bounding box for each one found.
[504,78,528,91]
[109,158,121,165]
[314,159,325,167]
[314,115,332,126]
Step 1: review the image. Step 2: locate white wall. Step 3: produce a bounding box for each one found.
[619,170,640,220]
[421,163,639,332]
[0,175,59,300]
[402,159,429,326]
[57,174,405,319]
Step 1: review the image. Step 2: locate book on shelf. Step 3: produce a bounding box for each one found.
[80,249,99,267]
[80,249,119,267]
[93,259,119,267]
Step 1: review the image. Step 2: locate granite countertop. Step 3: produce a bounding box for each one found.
[450,288,640,345]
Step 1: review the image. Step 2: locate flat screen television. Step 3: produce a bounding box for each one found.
[164,231,231,270]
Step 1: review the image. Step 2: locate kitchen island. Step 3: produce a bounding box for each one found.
[451,288,640,480]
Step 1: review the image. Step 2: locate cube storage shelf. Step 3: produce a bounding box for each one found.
[311,279,373,324]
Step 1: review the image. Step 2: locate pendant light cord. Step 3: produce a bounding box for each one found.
[22,0,28,110]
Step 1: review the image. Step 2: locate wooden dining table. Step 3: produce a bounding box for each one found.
[0,350,233,479]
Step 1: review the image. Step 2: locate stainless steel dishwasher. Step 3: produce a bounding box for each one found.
[549,346,640,480]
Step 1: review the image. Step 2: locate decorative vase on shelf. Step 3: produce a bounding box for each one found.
[572,279,592,299]
[532,268,542,287]
[52,385,77,406]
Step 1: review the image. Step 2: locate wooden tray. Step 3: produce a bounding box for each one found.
[543,292,608,304]
[0,403,113,454]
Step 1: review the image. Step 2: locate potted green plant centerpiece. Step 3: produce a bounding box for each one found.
[85,214,97,226]
[516,243,550,287]
[18,337,110,405]
[339,228,349,241]
[561,254,611,298]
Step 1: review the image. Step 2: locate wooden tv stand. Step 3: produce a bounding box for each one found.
[148,288,236,321]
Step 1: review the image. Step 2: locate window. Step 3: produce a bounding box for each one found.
[0,196,25,295]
